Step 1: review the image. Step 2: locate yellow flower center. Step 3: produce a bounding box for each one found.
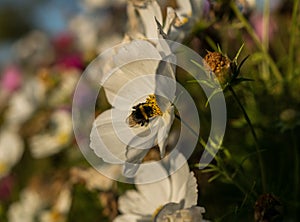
[57,133,70,144]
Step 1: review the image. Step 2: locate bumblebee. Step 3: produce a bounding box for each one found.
[127,94,162,127]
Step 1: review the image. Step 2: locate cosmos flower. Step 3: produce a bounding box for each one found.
[29,109,73,158]
[13,30,55,67]
[127,0,204,41]
[154,206,207,222]
[4,76,46,127]
[8,189,45,222]
[46,68,81,107]
[70,165,121,191]
[90,39,176,177]
[113,155,207,222]
[39,186,72,222]
[0,128,24,179]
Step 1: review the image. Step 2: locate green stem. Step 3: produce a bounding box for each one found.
[174,113,221,162]
[230,2,283,83]
[228,85,266,193]
[221,169,256,201]
[176,114,256,199]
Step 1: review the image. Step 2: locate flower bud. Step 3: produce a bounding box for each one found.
[204,51,233,86]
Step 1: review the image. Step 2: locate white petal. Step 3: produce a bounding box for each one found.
[155,58,177,105]
[104,40,162,108]
[183,172,198,208]
[169,162,190,202]
[176,0,192,16]
[157,107,175,157]
[135,162,171,209]
[107,73,156,111]
[167,156,198,208]
[90,109,127,163]
[114,214,151,222]
[126,117,160,150]
[118,190,155,216]
[123,148,149,178]
[91,109,158,164]
[0,129,24,177]
[163,7,177,34]
[137,1,162,39]
[114,40,162,68]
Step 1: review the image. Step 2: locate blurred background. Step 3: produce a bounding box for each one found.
[0,0,299,221]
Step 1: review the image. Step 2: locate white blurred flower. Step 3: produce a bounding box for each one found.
[90,39,176,177]
[5,77,46,127]
[39,186,72,222]
[12,30,55,67]
[47,69,80,106]
[69,14,102,52]
[29,109,73,158]
[113,158,206,222]
[0,128,24,179]
[80,0,125,11]
[70,165,121,191]
[8,189,45,222]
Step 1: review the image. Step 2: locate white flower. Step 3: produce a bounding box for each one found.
[70,165,121,191]
[8,189,45,222]
[39,186,72,222]
[69,14,102,52]
[47,69,80,106]
[80,0,125,11]
[12,30,55,67]
[5,77,46,127]
[29,109,73,158]
[128,0,205,41]
[0,128,24,179]
[90,39,176,177]
[155,205,207,222]
[113,156,205,222]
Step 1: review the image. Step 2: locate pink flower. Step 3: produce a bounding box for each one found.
[1,66,22,93]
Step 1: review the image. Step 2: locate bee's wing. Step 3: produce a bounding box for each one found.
[126,114,138,127]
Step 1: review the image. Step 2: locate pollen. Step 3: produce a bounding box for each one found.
[145,94,163,117]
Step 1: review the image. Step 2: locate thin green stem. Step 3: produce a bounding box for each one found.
[176,113,257,199]
[174,113,221,162]
[287,0,300,80]
[220,169,256,201]
[175,113,198,139]
[228,85,266,193]
[230,2,283,83]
